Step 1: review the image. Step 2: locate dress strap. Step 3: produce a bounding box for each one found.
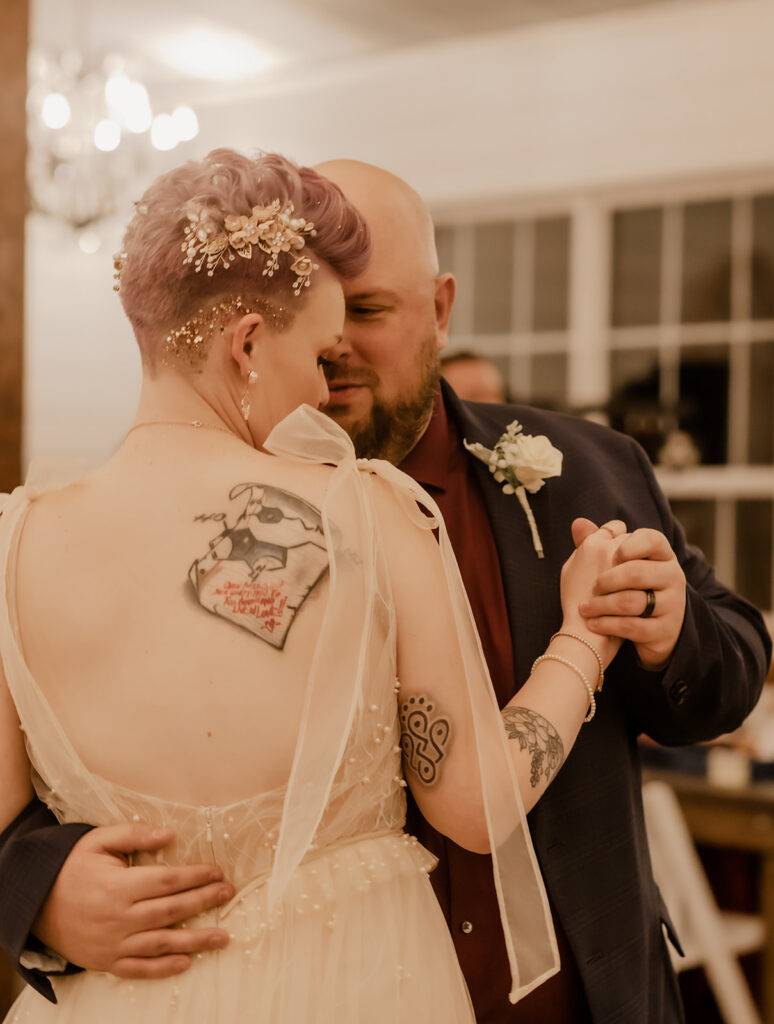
[263,407,381,913]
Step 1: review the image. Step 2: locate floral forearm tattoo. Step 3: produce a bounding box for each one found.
[501,707,564,788]
[400,695,452,786]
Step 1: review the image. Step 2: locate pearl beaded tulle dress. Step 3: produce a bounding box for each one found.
[0,407,556,1023]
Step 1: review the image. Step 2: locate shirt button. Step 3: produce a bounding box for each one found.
[669,681,689,705]
[460,920,474,934]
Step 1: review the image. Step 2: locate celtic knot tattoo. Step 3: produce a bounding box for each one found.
[400,695,451,786]
[501,707,564,788]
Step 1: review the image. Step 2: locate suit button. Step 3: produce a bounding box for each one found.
[460,920,474,934]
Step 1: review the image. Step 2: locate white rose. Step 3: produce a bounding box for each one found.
[507,434,563,494]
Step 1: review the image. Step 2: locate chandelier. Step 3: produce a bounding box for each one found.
[27,49,199,234]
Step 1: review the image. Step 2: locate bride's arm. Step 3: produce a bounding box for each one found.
[0,658,33,832]
[372,481,620,854]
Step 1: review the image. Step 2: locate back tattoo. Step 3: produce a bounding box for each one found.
[189,483,328,649]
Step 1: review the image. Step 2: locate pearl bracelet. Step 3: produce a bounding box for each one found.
[531,653,596,723]
[550,632,604,692]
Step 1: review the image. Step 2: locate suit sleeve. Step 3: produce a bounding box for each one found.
[0,798,92,1003]
[616,439,772,746]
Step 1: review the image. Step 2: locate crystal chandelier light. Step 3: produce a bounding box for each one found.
[27,49,199,233]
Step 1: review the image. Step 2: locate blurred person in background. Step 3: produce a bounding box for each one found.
[1,158,771,1024]
[441,351,508,403]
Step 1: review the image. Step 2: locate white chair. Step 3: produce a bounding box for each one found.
[642,779,766,1024]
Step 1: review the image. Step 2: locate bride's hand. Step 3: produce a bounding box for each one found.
[560,519,625,667]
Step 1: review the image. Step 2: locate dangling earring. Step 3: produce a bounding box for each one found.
[241,369,259,421]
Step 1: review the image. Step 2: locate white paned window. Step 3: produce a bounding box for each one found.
[436,176,774,614]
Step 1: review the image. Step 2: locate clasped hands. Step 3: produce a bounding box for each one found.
[570,517,687,670]
[32,520,687,981]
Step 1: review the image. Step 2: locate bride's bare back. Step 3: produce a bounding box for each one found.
[15,433,336,807]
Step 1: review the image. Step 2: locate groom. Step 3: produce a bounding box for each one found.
[1,161,770,1023]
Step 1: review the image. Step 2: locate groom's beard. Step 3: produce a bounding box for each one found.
[324,339,441,465]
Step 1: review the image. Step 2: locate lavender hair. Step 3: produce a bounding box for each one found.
[118,148,371,366]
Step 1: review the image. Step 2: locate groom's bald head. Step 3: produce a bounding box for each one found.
[314,159,439,284]
[311,159,455,464]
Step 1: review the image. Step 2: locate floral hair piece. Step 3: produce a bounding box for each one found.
[113,250,127,292]
[182,199,319,296]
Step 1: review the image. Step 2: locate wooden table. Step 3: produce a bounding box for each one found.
[644,768,774,1022]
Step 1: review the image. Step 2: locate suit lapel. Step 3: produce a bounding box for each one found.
[443,384,565,689]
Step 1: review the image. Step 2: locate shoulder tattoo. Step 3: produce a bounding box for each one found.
[189,482,327,649]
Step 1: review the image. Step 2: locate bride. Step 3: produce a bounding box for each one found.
[0,148,620,1022]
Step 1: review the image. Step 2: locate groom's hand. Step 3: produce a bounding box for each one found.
[33,823,233,979]
[577,525,687,669]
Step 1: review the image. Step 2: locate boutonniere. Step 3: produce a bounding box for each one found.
[464,421,563,558]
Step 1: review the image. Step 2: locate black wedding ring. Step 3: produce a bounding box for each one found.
[639,588,656,619]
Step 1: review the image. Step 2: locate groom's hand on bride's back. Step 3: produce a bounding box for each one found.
[33,823,234,979]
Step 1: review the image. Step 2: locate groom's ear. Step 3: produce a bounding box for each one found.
[230,313,264,375]
[434,273,456,353]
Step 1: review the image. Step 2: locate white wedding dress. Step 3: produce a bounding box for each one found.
[0,407,557,1024]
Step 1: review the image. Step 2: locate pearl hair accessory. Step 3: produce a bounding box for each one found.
[113,202,320,298]
[112,249,126,292]
[113,196,315,369]
[182,199,318,296]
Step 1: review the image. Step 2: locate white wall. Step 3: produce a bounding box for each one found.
[198,0,774,203]
[25,214,139,468]
[25,0,774,468]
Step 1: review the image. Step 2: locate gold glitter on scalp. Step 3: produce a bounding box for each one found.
[162,297,290,367]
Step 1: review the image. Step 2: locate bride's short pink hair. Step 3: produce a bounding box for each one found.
[118,148,370,365]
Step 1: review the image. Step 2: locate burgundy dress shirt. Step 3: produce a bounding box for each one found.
[400,392,592,1024]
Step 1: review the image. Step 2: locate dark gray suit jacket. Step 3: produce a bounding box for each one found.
[449,386,770,1022]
